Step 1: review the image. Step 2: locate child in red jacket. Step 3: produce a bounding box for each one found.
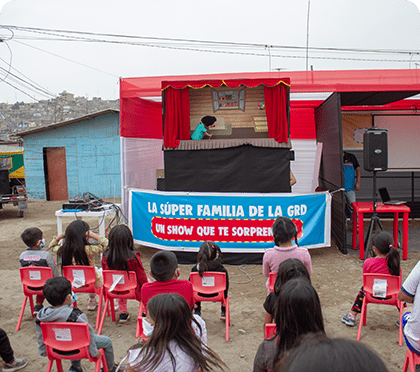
[101,225,148,323]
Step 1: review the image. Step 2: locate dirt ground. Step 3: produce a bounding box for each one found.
[1,199,418,372]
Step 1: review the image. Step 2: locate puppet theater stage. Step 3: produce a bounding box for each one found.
[120,77,331,264]
[161,78,292,193]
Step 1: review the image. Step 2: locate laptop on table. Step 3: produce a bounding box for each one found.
[378,188,406,205]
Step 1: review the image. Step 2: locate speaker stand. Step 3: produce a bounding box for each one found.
[363,170,383,260]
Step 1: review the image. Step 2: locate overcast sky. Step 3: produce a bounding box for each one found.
[0,0,420,103]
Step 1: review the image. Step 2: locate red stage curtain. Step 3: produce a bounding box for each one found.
[163,87,190,148]
[264,84,289,143]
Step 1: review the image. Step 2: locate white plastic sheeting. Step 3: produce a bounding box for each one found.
[121,137,163,217]
[290,139,321,194]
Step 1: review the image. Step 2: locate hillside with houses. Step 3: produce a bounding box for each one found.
[0,91,119,142]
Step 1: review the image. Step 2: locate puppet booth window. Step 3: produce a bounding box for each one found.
[212,88,245,112]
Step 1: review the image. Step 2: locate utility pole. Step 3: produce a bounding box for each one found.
[306,1,311,71]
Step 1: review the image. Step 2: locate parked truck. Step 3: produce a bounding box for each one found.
[0,146,27,217]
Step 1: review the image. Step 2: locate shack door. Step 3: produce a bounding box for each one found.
[44,147,68,200]
[315,93,347,254]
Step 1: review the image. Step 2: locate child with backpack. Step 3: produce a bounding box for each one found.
[19,227,59,315]
[101,224,148,323]
[190,241,229,319]
[36,277,117,372]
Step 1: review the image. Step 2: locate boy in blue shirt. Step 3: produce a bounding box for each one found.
[191,115,216,140]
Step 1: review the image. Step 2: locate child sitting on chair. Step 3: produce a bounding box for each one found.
[263,258,310,327]
[140,251,196,338]
[191,241,229,319]
[48,220,108,311]
[35,277,118,372]
[123,293,225,372]
[19,227,60,315]
[101,224,148,324]
[191,116,216,140]
[341,231,400,327]
[141,251,194,309]
[262,217,312,294]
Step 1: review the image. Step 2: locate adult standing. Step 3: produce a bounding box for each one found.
[343,151,361,218]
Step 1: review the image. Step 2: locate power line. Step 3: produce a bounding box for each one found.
[0,55,56,97]
[0,66,55,99]
[2,25,416,65]
[2,79,40,101]
[4,24,420,56]
[0,40,12,83]
[14,40,119,78]
[11,33,416,64]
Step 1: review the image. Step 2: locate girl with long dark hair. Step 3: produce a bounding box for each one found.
[342,230,401,327]
[253,278,325,372]
[263,258,311,327]
[48,219,107,310]
[123,293,227,372]
[101,224,148,323]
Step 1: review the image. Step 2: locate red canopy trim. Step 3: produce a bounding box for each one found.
[161,78,290,91]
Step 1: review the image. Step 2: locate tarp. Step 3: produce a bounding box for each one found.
[121,137,164,215]
[129,189,331,252]
[120,96,162,139]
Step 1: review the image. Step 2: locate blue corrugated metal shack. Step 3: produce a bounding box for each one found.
[17,109,120,200]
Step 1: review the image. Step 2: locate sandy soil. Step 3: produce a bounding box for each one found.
[0,199,418,371]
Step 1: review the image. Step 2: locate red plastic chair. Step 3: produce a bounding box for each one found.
[402,348,420,372]
[357,273,403,346]
[264,323,276,339]
[40,322,108,372]
[269,272,277,293]
[97,270,141,335]
[16,267,53,331]
[190,272,230,341]
[62,266,103,329]
[135,302,149,341]
[135,278,153,340]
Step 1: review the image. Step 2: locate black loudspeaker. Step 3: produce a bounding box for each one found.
[0,170,10,194]
[363,128,388,171]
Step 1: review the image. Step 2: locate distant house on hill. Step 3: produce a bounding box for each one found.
[17,109,120,200]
